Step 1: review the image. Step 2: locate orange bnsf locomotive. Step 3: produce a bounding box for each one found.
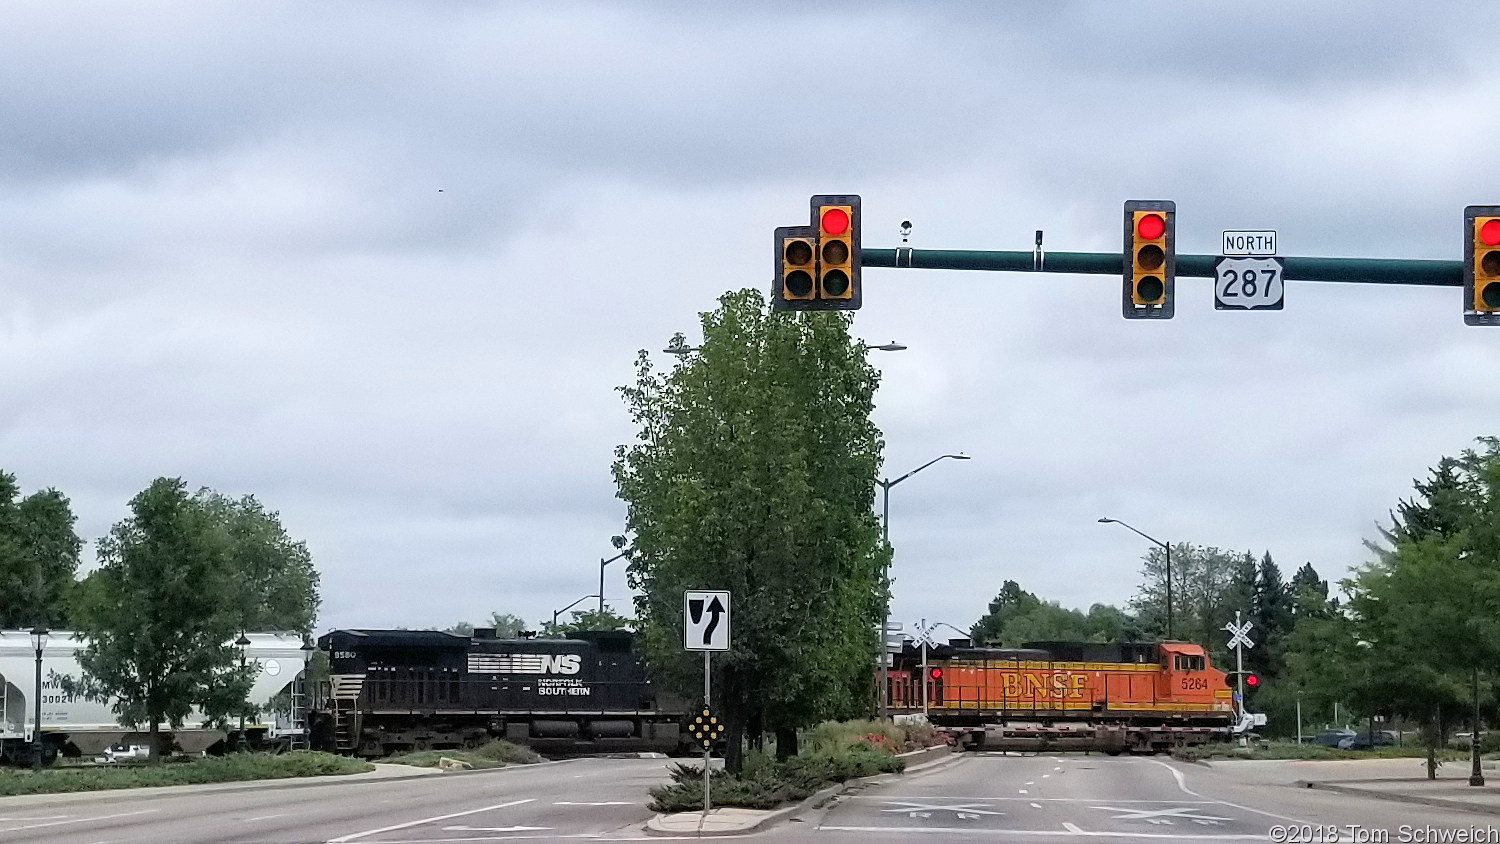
[888,640,1236,753]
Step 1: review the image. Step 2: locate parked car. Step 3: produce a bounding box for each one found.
[1339,730,1397,750]
[1312,728,1356,747]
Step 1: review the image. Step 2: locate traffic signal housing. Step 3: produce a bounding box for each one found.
[1122,200,1176,319]
[772,194,861,311]
[1465,205,1500,325]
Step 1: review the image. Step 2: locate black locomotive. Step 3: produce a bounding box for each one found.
[311,627,687,757]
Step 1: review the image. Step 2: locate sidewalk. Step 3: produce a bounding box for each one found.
[1203,757,1500,817]
[645,744,955,837]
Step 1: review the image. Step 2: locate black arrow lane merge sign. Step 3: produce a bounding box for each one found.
[701,596,724,646]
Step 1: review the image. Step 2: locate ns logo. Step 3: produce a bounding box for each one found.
[539,654,582,675]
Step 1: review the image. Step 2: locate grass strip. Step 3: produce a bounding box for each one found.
[0,751,373,797]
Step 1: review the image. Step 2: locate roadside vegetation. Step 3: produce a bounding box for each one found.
[648,719,941,812]
[1172,740,1482,763]
[0,751,370,797]
[385,740,542,769]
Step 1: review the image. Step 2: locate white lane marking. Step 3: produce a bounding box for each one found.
[820,826,1263,838]
[1064,823,1085,834]
[880,801,1003,816]
[1043,774,1051,778]
[1019,789,1029,794]
[1031,802,1043,809]
[0,815,68,821]
[1143,759,1307,823]
[553,801,635,806]
[245,813,288,822]
[1054,766,1063,772]
[0,810,157,833]
[326,798,535,842]
[1091,806,1231,823]
[1026,781,1035,785]
[442,826,551,832]
[845,796,1218,803]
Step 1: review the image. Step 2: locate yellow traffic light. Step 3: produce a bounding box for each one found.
[1123,200,1176,319]
[1466,206,1500,323]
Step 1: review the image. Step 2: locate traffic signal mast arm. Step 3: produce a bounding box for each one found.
[864,248,1462,287]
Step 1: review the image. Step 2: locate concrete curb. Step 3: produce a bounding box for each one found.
[645,744,955,837]
[1301,781,1500,818]
[0,758,572,809]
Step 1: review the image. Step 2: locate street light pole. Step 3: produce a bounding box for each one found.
[1098,517,1173,640]
[235,633,251,751]
[599,538,629,615]
[553,594,601,630]
[877,453,970,720]
[30,626,48,771]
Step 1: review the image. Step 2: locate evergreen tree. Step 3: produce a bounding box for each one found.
[0,471,83,629]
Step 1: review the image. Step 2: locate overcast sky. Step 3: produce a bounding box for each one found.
[2,2,1496,638]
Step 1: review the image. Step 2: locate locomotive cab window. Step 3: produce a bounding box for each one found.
[1173,655,1205,671]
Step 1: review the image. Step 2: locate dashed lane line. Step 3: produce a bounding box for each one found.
[0,809,158,834]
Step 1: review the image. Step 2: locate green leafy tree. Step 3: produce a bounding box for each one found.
[970,581,1039,645]
[541,606,634,637]
[65,478,255,761]
[0,471,83,628]
[445,612,531,637]
[1250,552,1293,679]
[614,289,886,771]
[195,490,320,635]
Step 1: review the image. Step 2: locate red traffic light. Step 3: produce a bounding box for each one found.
[1136,213,1166,240]
[1245,674,1259,687]
[929,667,943,680]
[1483,219,1500,247]
[821,207,850,236]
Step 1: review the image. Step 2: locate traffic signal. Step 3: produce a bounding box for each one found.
[1465,206,1500,325]
[1122,200,1176,319]
[772,194,862,310]
[929,667,943,680]
[776,225,817,304]
[1244,673,1259,688]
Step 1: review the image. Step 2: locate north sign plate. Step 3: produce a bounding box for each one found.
[1214,257,1285,311]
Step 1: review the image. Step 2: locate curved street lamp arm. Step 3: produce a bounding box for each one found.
[1099,518,1167,550]
[882,453,970,490]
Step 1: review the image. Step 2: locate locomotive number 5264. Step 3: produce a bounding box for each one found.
[1180,677,1209,691]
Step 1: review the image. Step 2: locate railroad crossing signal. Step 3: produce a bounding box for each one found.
[1465,205,1500,325]
[1223,619,1255,651]
[1123,200,1176,319]
[773,195,862,311]
[690,708,723,750]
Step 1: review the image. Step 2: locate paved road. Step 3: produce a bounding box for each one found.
[770,752,1497,841]
[0,757,680,843]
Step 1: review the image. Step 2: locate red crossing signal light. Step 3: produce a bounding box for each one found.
[1245,673,1259,687]
[1122,200,1176,319]
[929,667,943,680]
[1465,205,1500,325]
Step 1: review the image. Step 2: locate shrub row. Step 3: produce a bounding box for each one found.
[0,751,372,796]
[385,740,543,769]
[648,744,904,813]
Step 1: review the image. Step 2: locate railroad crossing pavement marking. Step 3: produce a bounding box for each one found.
[327,798,534,842]
[881,801,1004,819]
[1089,804,1232,825]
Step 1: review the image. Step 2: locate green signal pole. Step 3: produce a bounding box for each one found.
[864,248,1462,286]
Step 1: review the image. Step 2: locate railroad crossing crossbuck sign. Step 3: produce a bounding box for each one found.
[684,590,731,651]
[1224,619,1255,651]
[690,708,724,750]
